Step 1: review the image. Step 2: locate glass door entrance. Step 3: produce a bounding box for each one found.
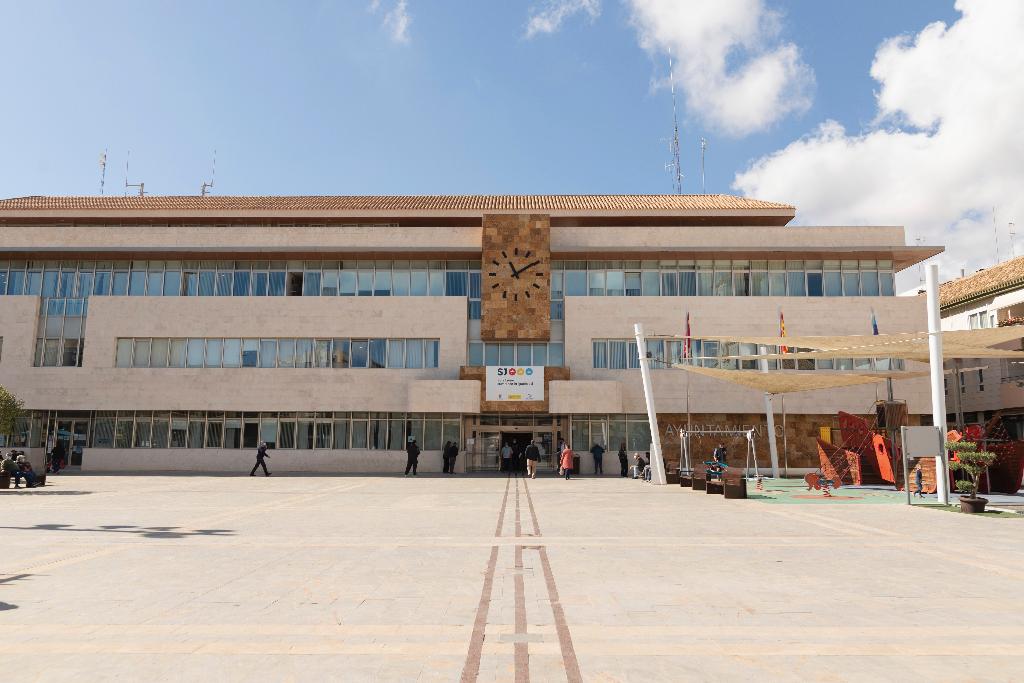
[55,419,89,467]
[463,415,566,472]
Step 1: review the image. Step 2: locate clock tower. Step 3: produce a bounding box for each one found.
[480,213,551,341]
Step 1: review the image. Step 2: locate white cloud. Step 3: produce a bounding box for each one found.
[733,0,1024,288]
[525,0,600,38]
[627,0,813,137]
[369,0,411,44]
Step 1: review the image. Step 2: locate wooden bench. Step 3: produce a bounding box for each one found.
[692,463,707,490]
[706,478,724,495]
[722,468,747,499]
[678,468,693,487]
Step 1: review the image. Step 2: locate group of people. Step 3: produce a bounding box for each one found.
[2,451,41,488]
[499,439,547,473]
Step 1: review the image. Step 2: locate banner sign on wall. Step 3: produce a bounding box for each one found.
[485,366,544,401]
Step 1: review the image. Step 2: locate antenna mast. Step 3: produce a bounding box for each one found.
[993,206,999,265]
[1010,222,1017,259]
[124,150,146,197]
[667,57,683,195]
[200,149,217,197]
[99,150,108,195]
[700,137,707,194]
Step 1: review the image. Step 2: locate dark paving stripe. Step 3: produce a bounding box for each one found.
[514,476,530,682]
[523,478,582,683]
[461,475,512,683]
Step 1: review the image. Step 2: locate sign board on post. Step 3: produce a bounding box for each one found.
[900,425,944,505]
[485,366,544,401]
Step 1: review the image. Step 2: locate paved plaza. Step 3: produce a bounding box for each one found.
[1,473,1023,682]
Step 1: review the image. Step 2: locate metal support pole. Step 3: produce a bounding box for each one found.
[759,345,781,478]
[634,323,667,485]
[925,264,950,504]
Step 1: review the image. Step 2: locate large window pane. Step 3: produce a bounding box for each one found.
[641,271,660,296]
[369,339,387,368]
[205,418,223,448]
[268,272,286,296]
[879,271,895,296]
[565,271,586,296]
[624,273,642,296]
[262,337,278,366]
[205,338,223,368]
[332,339,349,368]
[168,339,186,367]
[425,340,440,368]
[277,339,295,368]
[233,271,251,296]
[186,339,205,367]
[314,339,331,368]
[260,416,278,449]
[132,339,151,368]
[242,339,260,367]
[295,339,312,368]
[807,272,823,296]
[351,339,369,368]
[198,271,215,296]
[843,272,860,296]
[222,338,241,368]
[787,271,806,296]
[115,339,133,367]
[150,338,169,368]
[405,339,423,368]
[333,418,349,448]
[593,341,607,368]
[388,339,405,368]
[410,270,428,296]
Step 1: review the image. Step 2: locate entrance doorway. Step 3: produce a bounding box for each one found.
[55,419,89,467]
[499,432,533,472]
[463,415,566,472]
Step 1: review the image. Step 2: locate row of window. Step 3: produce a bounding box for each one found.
[591,338,906,372]
[467,342,564,367]
[553,260,896,298]
[33,297,88,367]
[0,260,481,299]
[569,414,654,452]
[114,338,441,369]
[0,259,897,300]
[87,411,462,451]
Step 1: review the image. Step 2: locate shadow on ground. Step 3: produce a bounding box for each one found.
[0,524,235,539]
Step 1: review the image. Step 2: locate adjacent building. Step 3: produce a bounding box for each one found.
[0,194,941,473]
[940,255,1024,438]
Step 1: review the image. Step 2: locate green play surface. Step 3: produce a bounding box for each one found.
[747,478,910,505]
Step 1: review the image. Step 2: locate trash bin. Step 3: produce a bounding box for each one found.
[572,455,581,473]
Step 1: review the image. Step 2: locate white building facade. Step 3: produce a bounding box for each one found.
[0,195,941,473]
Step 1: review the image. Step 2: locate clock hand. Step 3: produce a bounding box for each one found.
[507,261,520,278]
[517,260,541,274]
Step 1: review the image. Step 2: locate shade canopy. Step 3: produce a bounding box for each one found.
[672,364,894,394]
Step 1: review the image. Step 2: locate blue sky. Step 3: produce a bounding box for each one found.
[0,1,956,198]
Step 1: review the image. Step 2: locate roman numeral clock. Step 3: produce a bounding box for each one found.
[480,214,551,341]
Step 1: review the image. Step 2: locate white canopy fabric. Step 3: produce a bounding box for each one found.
[671,364,892,394]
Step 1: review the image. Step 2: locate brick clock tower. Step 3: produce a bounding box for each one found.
[480,214,551,341]
[462,214,565,413]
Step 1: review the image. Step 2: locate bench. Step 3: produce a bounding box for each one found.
[722,468,747,499]
[678,468,693,487]
[692,462,707,490]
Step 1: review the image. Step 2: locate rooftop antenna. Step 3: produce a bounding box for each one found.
[200,149,217,197]
[992,206,999,265]
[665,56,683,195]
[1010,221,1017,259]
[124,150,145,197]
[700,137,707,194]
[99,149,108,195]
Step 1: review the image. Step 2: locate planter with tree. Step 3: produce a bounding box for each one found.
[946,439,997,513]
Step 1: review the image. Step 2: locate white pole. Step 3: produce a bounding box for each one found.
[759,344,781,478]
[634,323,667,485]
[925,264,950,504]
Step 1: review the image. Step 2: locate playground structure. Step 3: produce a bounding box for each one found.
[815,410,1024,495]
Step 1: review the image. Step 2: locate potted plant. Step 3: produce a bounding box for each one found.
[946,439,997,513]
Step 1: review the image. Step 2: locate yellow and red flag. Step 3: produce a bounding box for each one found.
[779,310,788,354]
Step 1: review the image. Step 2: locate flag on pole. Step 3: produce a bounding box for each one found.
[779,310,788,354]
[683,312,691,360]
[871,309,879,335]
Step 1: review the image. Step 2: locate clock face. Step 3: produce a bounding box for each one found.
[487,247,545,303]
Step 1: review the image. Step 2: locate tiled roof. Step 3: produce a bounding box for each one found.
[0,194,794,212]
[939,255,1024,308]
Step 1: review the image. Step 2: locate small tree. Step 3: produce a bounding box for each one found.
[0,385,25,444]
[946,439,997,500]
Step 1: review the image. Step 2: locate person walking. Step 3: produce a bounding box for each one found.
[441,441,452,474]
[560,443,574,480]
[913,463,924,497]
[590,442,605,475]
[49,440,66,474]
[249,441,271,477]
[500,441,512,473]
[405,437,421,476]
[618,443,628,477]
[448,440,459,474]
[525,439,540,479]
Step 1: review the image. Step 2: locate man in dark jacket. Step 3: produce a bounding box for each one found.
[448,441,459,475]
[590,443,605,475]
[249,441,271,477]
[441,441,452,473]
[405,437,420,476]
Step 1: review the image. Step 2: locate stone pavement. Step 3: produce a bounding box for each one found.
[1,473,1023,682]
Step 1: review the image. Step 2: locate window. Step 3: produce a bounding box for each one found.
[978,369,985,392]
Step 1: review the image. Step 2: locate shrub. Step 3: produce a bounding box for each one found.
[945,439,997,500]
